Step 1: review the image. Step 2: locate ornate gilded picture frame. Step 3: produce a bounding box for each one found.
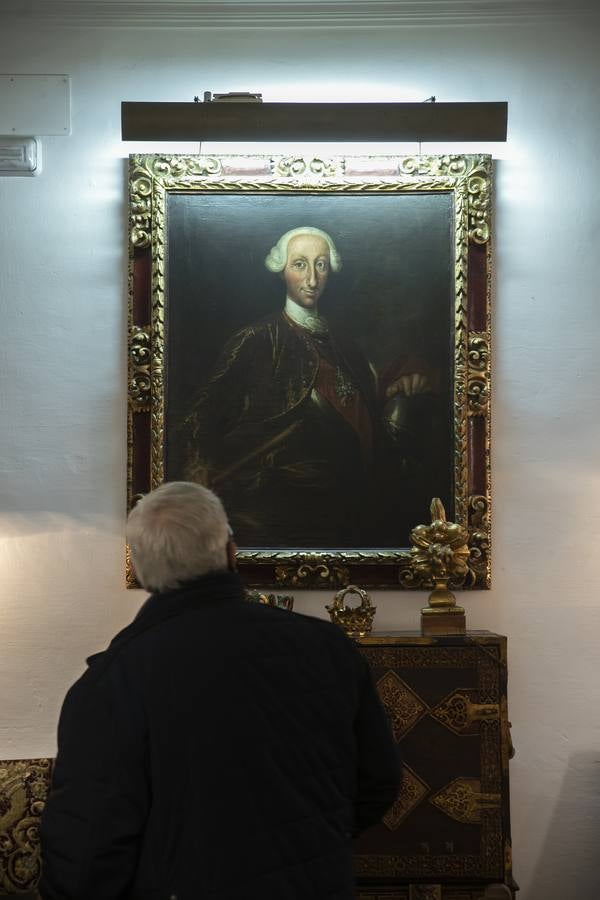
[128,153,491,590]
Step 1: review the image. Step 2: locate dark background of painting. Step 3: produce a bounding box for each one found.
[165,190,455,548]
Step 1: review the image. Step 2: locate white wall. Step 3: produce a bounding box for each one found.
[1,8,599,898]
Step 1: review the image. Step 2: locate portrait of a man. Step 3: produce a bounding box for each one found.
[165,192,455,550]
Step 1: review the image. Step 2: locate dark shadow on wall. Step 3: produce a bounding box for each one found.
[526,751,600,899]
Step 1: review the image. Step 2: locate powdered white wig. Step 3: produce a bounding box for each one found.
[264,227,342,273]
[127,481,230,593]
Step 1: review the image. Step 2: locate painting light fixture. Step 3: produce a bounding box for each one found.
[121,95,508,143]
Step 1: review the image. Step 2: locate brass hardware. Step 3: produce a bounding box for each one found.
[376,671,427,741]
[430,777,500,824]
[382,764,430,831]
[431,690,498,734]
[501,697,516,761]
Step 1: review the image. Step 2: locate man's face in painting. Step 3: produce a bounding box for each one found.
[283,233,330,309]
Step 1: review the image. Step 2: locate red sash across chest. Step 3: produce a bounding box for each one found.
[314,353,373,466]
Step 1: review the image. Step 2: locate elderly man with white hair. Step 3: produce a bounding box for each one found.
[182,225,431,549]
[40,481,401,900]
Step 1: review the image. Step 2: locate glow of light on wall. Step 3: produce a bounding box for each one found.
[118,137,514,160]
[260,81,427,104]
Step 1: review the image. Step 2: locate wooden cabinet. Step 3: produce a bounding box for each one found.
[355,633,516,899]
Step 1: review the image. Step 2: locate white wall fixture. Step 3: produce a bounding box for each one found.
[0,136,41,176]
[0,74,70,135]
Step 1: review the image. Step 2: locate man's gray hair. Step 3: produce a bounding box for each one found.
[127,481,230,593]
[264,226,342,273]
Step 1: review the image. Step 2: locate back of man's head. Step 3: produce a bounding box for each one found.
[127,481,230,593]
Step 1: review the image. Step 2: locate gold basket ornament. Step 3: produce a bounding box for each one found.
[326,585,376,638]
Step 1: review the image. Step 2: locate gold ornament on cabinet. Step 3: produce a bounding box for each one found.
[408,498,470,635]
[326,585,376,637]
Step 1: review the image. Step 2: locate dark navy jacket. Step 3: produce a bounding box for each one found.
[40,571,401,900]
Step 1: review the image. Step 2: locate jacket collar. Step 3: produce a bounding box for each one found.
[136,569,246,621]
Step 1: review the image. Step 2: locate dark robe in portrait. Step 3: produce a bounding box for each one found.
[181,311,378,548]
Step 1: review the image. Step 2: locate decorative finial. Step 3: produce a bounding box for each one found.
[409,498,469,635]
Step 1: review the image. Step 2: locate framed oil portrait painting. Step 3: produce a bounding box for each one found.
[127,153,491,590]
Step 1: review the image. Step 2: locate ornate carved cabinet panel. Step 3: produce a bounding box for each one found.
[356,633,516,899]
